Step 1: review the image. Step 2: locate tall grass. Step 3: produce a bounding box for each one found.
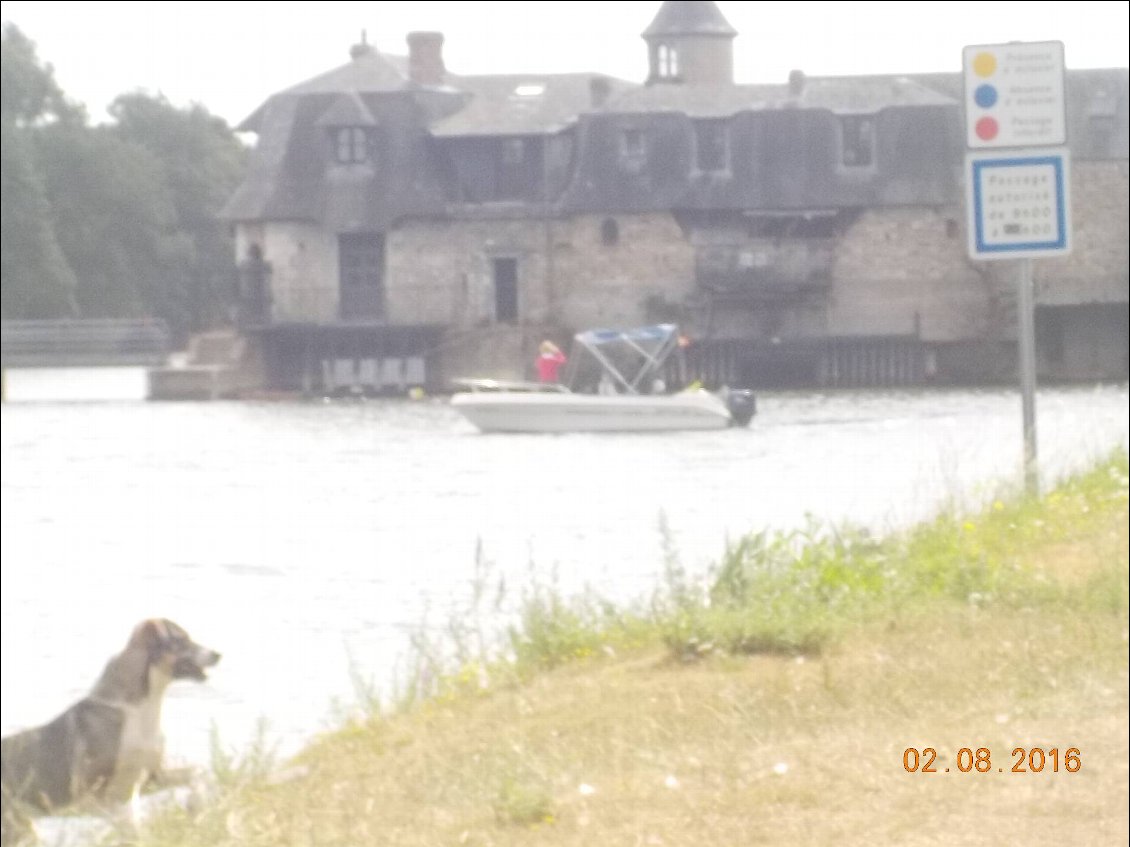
[122,450,1128,846]
[659,449,1127,660]
[357,449,1128,695]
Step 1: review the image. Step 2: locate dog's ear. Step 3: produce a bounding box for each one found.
[129,619,170,652]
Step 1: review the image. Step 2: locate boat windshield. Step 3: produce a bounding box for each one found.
[564,324,681,394]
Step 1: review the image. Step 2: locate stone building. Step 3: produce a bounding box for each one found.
[221,1,1129,393]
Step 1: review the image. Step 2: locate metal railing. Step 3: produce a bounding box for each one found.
[1,319,172,367]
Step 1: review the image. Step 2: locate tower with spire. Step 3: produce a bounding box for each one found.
[642,0,737,86]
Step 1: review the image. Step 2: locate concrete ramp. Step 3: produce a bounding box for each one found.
[148,330,263,400]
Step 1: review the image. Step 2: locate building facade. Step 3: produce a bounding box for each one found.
[222,1,1129,393]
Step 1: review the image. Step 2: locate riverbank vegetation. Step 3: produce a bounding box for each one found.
[131,452,1128,846]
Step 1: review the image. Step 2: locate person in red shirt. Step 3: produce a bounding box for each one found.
[536,340,567,383]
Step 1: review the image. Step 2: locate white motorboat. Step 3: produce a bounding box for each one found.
[450,325,756,433]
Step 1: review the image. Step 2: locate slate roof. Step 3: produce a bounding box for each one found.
[315,91,379,128]
[429,74,635,136]
[223,16,1128,226]
[642,0,737,38]
[601,75,955,118]
[238,49,416,133]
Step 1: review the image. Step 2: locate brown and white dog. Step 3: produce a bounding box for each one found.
[1,619,220,845]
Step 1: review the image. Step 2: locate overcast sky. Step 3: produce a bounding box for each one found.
[3,1,1127,126]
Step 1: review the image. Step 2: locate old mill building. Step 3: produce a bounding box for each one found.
[221,0,1128,394]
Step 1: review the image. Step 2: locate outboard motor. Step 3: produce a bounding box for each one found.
[726,389,757,427]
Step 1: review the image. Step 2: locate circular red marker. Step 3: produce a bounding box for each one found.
[976,116,999,141]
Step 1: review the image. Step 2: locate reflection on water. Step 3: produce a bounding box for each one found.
[1,377,1127,774]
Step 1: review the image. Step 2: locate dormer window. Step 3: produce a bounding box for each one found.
[334,127,370,164]
[695,120,729,173]
[656,43,679,79]
[620,128,646,172]
[839,116,875,169]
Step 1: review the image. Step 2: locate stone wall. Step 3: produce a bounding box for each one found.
[238,158,1128,386]
[831,206,992,342]
[1036,160,1130,305]
[236,222,338,322]
[550,213,695,330]
[387,212,695,332]
[385,218,551,326]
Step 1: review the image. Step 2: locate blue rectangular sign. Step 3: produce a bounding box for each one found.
[965,149,1071,260]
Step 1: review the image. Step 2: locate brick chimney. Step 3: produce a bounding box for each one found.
[407,31,445,86]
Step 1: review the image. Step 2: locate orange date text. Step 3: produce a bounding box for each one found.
[902,747,1081,774]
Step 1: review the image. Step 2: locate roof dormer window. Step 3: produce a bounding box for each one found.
[334,127,370,164]
[695,120,729,173]
[838,116,875,169]
[620,128,646,172]
[657,43,679,79]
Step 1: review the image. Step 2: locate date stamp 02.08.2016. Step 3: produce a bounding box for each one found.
[903,747,1081,774]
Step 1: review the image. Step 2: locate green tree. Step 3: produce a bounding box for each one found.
[36,122,192,325]
[0,24,79,318]
[110,93,247,334]
[0,24,82,127]
[1,27,247,337]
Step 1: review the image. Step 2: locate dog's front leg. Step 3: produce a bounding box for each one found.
[102,792,141,845]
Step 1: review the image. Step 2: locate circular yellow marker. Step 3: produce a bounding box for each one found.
[972,52,997,77]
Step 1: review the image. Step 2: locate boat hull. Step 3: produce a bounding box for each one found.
[450,390,733,433]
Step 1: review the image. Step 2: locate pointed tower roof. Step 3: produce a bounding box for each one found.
[642,1,737,39]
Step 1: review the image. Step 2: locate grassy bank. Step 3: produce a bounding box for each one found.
[134,454,1128,846]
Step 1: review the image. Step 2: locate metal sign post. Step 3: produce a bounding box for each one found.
[1016,259,1038,493]
[962,41,1070,497]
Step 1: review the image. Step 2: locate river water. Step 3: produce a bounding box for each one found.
[1,371,1127,776]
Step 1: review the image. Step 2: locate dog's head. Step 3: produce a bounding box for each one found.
[127,619,221,682]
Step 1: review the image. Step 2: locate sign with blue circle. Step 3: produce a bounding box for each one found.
[974,85,997,109]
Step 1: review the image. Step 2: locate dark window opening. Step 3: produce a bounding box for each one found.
[1036,307,1065,365]
[334,127,370,164]
[339,233,385,319]
[620,128,645,171]
[495,137,533,200]
[695,120,729,172]
[601,218,620,246]
[745,215,837,239]
[839,116,875,168]
[493,258,518,324]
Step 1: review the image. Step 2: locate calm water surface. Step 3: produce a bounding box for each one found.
[2,376,1127,773]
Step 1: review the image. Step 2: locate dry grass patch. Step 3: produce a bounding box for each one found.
[133,456,1128,846]
[138,608,1127,846]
